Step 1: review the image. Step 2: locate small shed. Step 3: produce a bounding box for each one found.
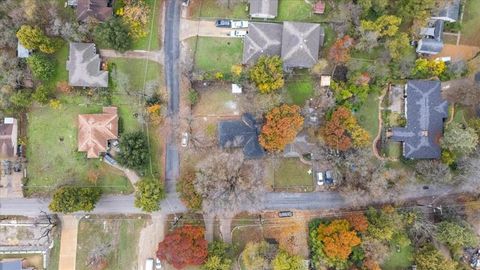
[320,75,331,87]
[313,1,325,14]
[17,41,30,58]
[232,84,242,94]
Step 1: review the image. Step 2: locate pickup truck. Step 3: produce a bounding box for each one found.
[229,30,248,37]
[230,20,248,28]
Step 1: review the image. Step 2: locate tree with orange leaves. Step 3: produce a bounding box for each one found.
[316,219,361,262]
[320,106,370,151]
[328,35,354,63]
[364,258,381,270]
[259,104,304,151]
[156,225,208,269]
[345,212,369,233]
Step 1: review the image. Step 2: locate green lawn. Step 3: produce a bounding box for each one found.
[48,237,61,270]
[26,94,133,195]
[193,0,248,19]
[276,0,331,22]
[356,93,380,142]
[285,70,314,106]
[131,0,161,50]
[386,142,402,159]
[46,42,69,90]
[76,217,145,270]
[274,159,313,190]
[382,237,414,270]
[460,0,480,46]
[191,37,243,73]
[452,105,466,125]
[109,58,164,177]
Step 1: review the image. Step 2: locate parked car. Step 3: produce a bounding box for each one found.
[1,160,11,176]
[215,19,231,28]
[181,0,190,7]
[155,258,162,269]
[316,171,324,186]
[230,20,249,28]
[103,154,118,166]
[229,30,248,37]
[145,258,154,270]
[181,132,189,147]
[325,170,334,185]
[278,211,293,218]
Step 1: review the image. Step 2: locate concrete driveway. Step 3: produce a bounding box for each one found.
[180,19,234,40]
[0,170,23,198]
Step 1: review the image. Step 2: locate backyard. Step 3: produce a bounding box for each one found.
[460,0,480,46]
[189,37,244,74]
[193,85,240,116]
[284,70,314,106]
[356,93,380,142]
[188,0,248,19]
[75,217,146,270]
[276,0,332,22]
[382,236,414,270]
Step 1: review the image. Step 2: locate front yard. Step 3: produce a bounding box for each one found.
[189,37,244,74]
[76,216,146,270]
[272,158,314,191]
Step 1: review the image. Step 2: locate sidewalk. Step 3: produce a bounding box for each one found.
[58,215,79,270]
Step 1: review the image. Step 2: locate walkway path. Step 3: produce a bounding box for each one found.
[372,87,398,162]
[180,19,233,40]
[99,49,164,64]
[58,215,79,270]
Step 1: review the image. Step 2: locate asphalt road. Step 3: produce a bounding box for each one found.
[164,0,181,197]
[0,193,186,216]
[164,0,180,115]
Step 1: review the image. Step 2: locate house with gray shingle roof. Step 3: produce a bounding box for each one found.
[391,80,448,159]
[281,22,323,69]
[432,0,461,22]
[76,0,113,22]
[249,0,278,19]
[66,43,108,88]
[218,113,265,159]
[243,22,283,64]
[417,20,444,55]
[243,22,324,69]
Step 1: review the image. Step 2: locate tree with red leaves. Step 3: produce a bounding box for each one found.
[156,225,208,269]
[328,35,354,63]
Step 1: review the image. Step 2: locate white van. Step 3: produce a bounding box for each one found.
[145,258,154,270]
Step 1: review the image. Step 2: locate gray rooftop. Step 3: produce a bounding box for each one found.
[433,0,461,22]
[218,113,265,159]
[243,22,283,64]
[391,80,448,159]
[416,38,444,54]
[281,22,324,69]
[66,43,108,88]
[249,0,278,18]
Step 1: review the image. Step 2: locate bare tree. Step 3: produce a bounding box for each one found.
[458,152,480,192]
[194,151,264,216]
[362,236,390,264]
[35,211,58,243]
[405,208,436,247]
[442,79,480,106]
[414,160,453,183]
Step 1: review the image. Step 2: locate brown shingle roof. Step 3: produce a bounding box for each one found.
[78,107,118,158]
[76,0,113,22]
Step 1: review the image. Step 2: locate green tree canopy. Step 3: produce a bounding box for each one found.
[9,89,33,111]
[365,207,399,241]
[94,17,132,52]
[16,25,60,54]
[361,15,401,38]
[49,186,102,213]
[32,85,54,104]
[272,250,306,270]
[134,178,165,212]
[415,245,457,270]
[241,241,277,270]
[387,33,411,61]
[27,53,56,81]
[202,241,233,270]
[436,221,478,253]
[249,55,284,94]
[441,122,479,155]
[118,131,149,170]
